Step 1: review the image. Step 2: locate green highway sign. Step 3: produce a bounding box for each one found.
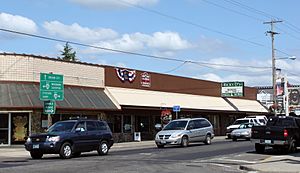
[43,100,56,114]
[40,73,64,101]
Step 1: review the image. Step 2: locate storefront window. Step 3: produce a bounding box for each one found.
[123,115,132,133]
[0,114,9,145]
[136,116,150,132]
[111,115,122,133]
[11,113,29,144]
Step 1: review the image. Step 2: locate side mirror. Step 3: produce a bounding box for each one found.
[155,124,162,130]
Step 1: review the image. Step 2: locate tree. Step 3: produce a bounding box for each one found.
[59,42,78,61]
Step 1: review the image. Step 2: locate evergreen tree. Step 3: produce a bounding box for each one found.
[59,42,78,61]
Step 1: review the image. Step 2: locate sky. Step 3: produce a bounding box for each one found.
[1,0,300,87]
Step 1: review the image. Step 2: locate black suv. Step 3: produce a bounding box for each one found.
[25,119,114,159]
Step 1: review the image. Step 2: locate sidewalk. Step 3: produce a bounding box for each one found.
[240,152,300,173]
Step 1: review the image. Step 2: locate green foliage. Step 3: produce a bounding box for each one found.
[59,42,78,61]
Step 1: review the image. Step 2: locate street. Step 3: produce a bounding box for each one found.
[0,138,272,173]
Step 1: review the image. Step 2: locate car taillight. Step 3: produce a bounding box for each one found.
[284,129,288,138]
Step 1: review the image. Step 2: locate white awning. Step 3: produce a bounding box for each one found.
[227,98,268,113]
[106,87,236,111]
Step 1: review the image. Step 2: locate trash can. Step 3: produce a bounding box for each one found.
[134,132,141,142]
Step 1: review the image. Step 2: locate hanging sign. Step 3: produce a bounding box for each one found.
[116,68,136,83]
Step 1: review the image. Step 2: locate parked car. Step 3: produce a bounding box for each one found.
[25,119,114,159]
[155,118,214,148]
[252,115,300,153]
[226,116,267,138]
[231,123,255,141]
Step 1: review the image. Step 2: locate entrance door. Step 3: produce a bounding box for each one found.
[0,114,9,145]
[11,113,29,144]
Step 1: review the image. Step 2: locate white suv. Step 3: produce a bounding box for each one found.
[226,116,267,138]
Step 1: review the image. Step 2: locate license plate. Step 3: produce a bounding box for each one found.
[161,140,166,144]
[33,144,39,149]
[265,140,271,144]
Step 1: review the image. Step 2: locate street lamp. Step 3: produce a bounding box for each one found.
[272,56,296,115]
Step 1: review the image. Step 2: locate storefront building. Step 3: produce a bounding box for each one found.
[104,66,268,141]
[0,53,268,145]
[0,53,119,146]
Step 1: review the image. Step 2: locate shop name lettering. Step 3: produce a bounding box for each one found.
[222,82,244,87]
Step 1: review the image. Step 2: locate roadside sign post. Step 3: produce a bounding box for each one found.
[40,73,64,128]
[173,105,181,119]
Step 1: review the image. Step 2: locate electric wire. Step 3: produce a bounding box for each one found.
[118,0,293,57]
[0,28,272,71]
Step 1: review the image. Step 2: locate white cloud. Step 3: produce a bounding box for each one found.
[197,73,271,86]
[147,32,192,51]
[84,31,192,55]
[43,21,118,43]
[69,0,158,9]
[0,12,37,38]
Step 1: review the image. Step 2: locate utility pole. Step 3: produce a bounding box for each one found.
[264,20,282,116]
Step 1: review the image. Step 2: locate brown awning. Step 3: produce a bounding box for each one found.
[0,82,119,110]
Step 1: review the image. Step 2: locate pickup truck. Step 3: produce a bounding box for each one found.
[251,116,300,153]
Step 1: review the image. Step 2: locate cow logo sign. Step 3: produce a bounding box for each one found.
[116,68,136,83]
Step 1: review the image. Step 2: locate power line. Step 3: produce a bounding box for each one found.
[0,28,272,70]
[223,0,300,35]
[118,0,293,57]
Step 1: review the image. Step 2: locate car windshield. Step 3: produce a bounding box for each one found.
[47,122,76,133]
[163,120,188,130]
[233,120,249,125]
[238,123,253,129]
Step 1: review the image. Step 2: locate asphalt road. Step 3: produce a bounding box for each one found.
[0,139,269,173]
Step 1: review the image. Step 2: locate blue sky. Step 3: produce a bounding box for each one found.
[1,0,300,87]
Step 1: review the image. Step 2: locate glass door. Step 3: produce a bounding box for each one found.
[0,114,9,145]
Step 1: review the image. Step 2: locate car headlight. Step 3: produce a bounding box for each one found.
[47,136,60,142]
[26,137,31,143]
[171,133,182,138]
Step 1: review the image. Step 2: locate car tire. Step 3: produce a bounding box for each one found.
[156,144,164,148]
[59,142,73,159]
[204,135,212,145]
[73,152,81,157]
[181,136,189,147]
[288,139,297,153]
[98,140,109,156]
[30,151,43,159]
[255,143,265,154]
[232,138,237,142]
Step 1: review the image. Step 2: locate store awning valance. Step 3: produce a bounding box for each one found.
[0,82,119,110]
[106,87,236,111]
[226,98,268,113]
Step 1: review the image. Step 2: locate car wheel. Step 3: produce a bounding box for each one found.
[255,143,265,154]
[232,138,237,142]
[288,139,297,153]
[156,144,164,148]
[204,135,212,145]
[59,142,73,159]
[181,136,189,147]
[98,140,109,156]
[73,152,81,157]
[30,151,43,159]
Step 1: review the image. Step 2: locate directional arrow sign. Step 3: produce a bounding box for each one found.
[43,100,56,114]
[40,73,64,101]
